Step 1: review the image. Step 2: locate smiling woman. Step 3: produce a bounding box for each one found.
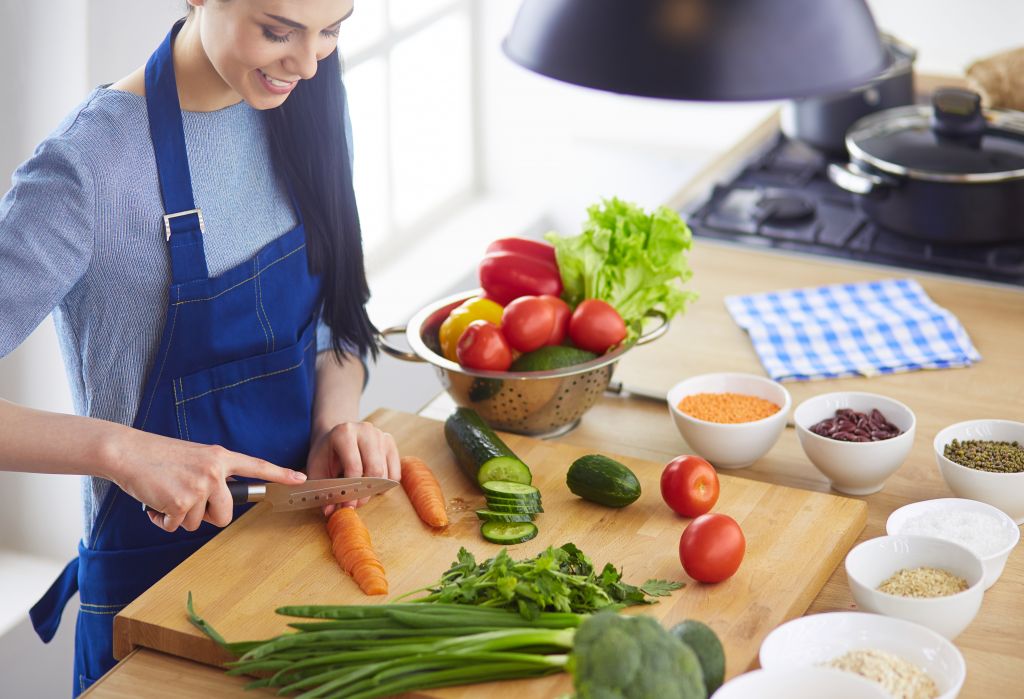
[0,0,401,695]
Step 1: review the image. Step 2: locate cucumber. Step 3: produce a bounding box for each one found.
[565,454,642,508]
[475,509,536,523]
[480,521,538,544]
[485,500,544,514]
[671,620,725,695]
[510,345,598,372]
[480,481,541,498]
[445,409,532,488]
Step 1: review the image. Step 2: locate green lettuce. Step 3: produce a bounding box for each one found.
[545,197,697,335]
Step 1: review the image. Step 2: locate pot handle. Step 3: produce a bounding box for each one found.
[827,162,893,196]
[635,310,670,346]
[376,325,425,362]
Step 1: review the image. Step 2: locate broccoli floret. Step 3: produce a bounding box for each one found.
[569,612,706,699]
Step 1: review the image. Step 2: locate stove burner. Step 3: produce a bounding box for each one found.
[685,134,1024,287]
[756,192,816,223]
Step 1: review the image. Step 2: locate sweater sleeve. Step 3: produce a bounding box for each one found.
[0,138,95,357]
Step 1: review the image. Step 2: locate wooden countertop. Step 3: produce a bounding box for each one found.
[85,115,1024,698]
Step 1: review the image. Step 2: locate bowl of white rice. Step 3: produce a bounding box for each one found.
[886,497,1020,590]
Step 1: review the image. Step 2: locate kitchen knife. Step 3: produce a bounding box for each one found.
[143,477,400,515]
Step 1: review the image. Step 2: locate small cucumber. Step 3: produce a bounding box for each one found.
[566,454,642,508]
[445,409,532,488]
[480,521,538,544]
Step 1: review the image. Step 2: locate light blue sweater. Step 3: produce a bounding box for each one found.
[0,87,339,546]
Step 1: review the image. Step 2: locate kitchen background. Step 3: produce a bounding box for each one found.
[1,0,1022,694]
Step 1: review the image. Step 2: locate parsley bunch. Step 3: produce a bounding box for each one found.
[397,543,683,619]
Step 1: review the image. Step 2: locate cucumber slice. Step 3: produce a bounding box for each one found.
[480,481,541,498]
[485,500,544,514]
[483,494,542,507]
[480,521,539,545]
[475,509,536,523]
[477,459,533,486]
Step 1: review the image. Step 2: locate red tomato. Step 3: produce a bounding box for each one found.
[661,455,720,518]
[568,299,627,354]
[539,295,571,346]
[456,320,513,371]
[501,296,556,353]
[679,513,745,583]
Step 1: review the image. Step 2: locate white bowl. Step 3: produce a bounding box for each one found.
[845,535,984,639]
[887,498,1020,590]
[934,419,1024,524]
[712,667,888,699]
[666,372,791,469]
[760,611,966,699]
[793,392,915,494]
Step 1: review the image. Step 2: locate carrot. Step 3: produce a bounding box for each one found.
[325,507,387,596]
[400,456,449,528]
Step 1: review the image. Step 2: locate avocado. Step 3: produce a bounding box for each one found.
[510,345,597,372]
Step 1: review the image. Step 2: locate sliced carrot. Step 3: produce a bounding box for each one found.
[400,456,449,528]
[325,507,387,596]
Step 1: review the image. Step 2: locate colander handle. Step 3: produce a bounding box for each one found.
[377,325,425,362]
[635,310,670,346]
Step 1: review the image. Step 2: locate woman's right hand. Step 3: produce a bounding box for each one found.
[103,429,307,533]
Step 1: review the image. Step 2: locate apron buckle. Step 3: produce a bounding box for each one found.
[162,208,205,241]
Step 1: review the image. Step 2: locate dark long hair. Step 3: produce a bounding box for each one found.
[265,53,378,362]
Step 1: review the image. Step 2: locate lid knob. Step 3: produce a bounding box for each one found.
[930,88,985,147]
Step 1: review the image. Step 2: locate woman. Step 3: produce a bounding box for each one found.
[0,1,399,694]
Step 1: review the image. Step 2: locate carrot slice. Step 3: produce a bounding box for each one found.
[325,507,387,595]
[400,456,449,528]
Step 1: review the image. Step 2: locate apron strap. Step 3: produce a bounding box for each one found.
[30,557,79,643]
[145,19,209,284]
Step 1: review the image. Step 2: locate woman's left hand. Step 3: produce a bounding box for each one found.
[306,421,401,515]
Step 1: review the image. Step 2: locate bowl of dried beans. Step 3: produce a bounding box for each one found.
[666,372,792,469]
[793,392,916,495]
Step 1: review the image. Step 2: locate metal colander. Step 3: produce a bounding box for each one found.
[379,290,668,437]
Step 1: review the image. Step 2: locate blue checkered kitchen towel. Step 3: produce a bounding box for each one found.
[724,278,981,382]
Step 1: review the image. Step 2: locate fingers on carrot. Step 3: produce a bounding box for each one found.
[326,507,387,596]
[399,456,449,528]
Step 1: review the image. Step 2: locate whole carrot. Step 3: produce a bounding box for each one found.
[400,456,449,528]
[325,507,387,596]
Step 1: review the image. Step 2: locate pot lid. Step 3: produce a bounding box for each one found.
[846,88,1024,182]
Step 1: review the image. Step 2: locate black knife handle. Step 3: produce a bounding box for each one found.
[142,481,250,515]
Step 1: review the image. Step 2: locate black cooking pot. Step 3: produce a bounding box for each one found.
[782,34,916,155]
[828,88,1024,244]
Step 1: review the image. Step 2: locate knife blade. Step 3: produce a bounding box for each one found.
[143,477,400,515]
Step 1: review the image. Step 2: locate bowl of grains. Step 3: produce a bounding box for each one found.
[793,391,915,495]
[666,372,791,469]
[844,535,985,639]
[933,419,1024,525]
[760,611,966,699]
[887,498,1020,589]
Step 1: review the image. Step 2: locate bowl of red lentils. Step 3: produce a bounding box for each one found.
[666,372,792,469]
[933,419,1024,525]
[793,392,915,495]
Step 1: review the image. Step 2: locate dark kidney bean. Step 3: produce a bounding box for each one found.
[809,408,902,442]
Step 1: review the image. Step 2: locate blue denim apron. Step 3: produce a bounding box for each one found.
[30,21,322,696]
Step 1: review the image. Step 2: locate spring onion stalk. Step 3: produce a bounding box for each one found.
[187,594,582,699]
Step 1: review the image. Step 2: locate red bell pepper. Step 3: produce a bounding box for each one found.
[478,237,563,306]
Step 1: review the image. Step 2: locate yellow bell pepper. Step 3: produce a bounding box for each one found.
[439,296,504,361]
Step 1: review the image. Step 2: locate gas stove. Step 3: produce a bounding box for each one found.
[684,134,1024,286]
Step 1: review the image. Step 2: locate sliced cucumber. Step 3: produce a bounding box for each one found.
[480,481,541,498]
[445,409,532,488]
[485,500,544,514]
[477,460,533,486]
[480,521,539,545]
[483,495,542,508]
[475,509,536,523]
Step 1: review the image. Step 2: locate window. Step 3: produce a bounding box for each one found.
[339,0,479,269]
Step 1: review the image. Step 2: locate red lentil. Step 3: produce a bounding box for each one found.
[677,392,781,423]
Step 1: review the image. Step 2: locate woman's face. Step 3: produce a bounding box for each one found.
[190,0,354,110]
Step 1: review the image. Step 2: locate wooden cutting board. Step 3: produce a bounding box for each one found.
[113,408,865,697]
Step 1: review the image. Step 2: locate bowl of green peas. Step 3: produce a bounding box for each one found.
[934,419,1024,524]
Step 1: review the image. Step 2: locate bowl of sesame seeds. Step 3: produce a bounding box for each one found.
[933,419,1024,525]
[666,372,791,469]
[844,534,985,640]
